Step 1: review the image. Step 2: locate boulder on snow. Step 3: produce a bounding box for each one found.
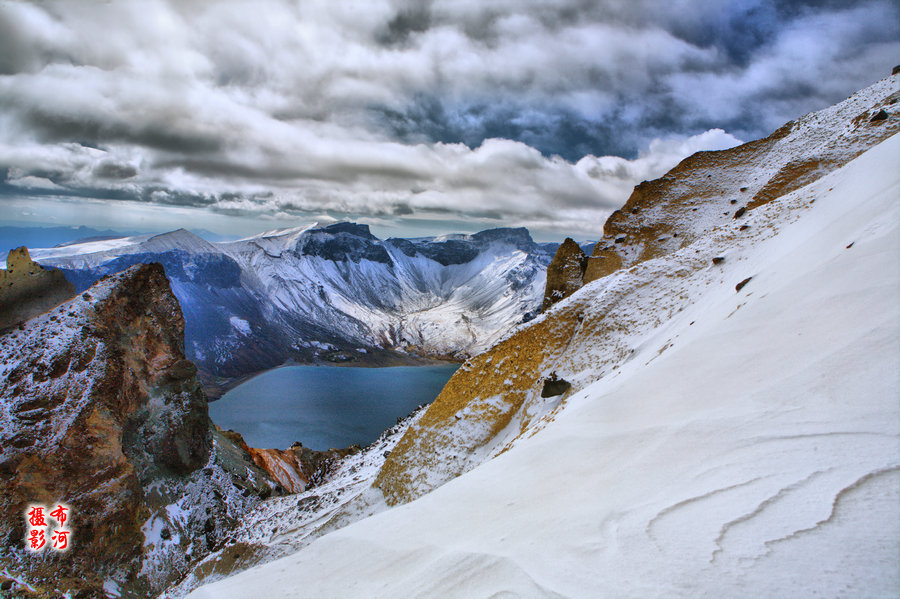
[540,373,572,398]
[736,276,753,292]
[870,109,889,122]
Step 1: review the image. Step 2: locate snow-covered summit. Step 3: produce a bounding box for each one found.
[30,228,220,270]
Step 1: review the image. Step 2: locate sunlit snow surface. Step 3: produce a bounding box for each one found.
[186,131,900,597]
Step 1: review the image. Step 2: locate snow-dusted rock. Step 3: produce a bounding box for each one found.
[0,264,278,597]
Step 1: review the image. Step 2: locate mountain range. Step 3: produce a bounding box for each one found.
[26,223,578,395]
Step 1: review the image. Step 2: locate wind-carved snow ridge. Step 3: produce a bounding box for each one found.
[186,94,899,596]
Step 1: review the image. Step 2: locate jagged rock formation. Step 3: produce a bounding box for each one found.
[541,237,587,311]
[30,225,558,394]
[0,247,74,330]
[220,429,360,494]
[164,407,425,596]
[375,73,900,506]
[0,264,282,597]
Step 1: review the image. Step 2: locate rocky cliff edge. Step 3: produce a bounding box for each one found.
[0,264,283,597]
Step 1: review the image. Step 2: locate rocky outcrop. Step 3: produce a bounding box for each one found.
[0,246,75,330]
[0,264,280,597]
[221,429,361,494]
[375,74,900,507]
[580,76,898,287]
[541,238,587,311]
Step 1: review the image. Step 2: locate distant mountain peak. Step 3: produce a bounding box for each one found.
[237,223,319,241]
[313,222,377,239]
[472,226,535,247]
[141,228,220,254]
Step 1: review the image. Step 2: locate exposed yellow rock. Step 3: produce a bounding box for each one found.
[376,313,580,503]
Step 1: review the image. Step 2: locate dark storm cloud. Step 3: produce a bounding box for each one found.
[393,202,414,216]
[369,0,900,158]
[376,3,434,47]
[373,96,645,160]
[93,161,138,180]
[0,0,897,236]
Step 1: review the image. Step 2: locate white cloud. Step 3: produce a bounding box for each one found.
[0,0,895,238]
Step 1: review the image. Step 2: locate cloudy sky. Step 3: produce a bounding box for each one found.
[0,0,897,240]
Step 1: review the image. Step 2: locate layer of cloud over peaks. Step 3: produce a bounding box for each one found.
[0,0,897,237]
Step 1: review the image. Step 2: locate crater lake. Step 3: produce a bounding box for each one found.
[208,364,460,450]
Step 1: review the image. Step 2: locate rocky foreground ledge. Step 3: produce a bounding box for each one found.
[0,263,301,597]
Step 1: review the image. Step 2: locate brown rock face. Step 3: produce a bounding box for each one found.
[0,264,222,596]
[221,429,361,494]
[542,238,587,311]
[0,246,75,330]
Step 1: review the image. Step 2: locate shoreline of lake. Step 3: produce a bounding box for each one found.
[202,351,462,401]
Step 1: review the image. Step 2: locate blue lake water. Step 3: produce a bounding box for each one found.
[208,364,459,451]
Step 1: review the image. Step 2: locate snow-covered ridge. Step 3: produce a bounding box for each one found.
[28,222,560,384]
[31,228,220,270]
[185,108,900,597]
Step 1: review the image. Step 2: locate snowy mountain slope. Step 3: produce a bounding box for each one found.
[582,73,899,285]
[30,229,221,270]
[30,229,295,384]
[219,226,551,356]
[30,224,557,387]
[375,73,900,505]
[186,132,899,594]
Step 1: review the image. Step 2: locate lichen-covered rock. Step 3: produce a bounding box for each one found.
[0,246,75,330]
